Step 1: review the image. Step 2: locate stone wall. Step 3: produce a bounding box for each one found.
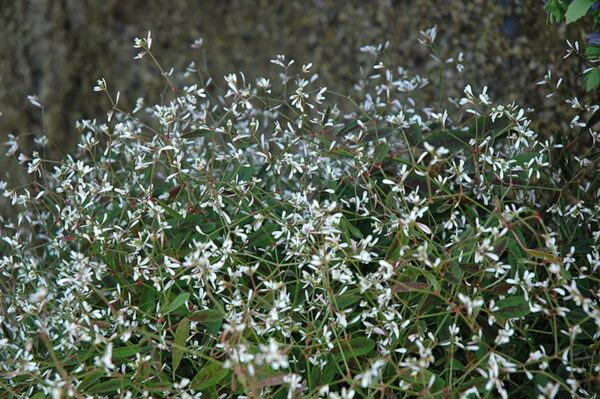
[0,0,587,217]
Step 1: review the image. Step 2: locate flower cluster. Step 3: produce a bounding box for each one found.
[1,31,599,398]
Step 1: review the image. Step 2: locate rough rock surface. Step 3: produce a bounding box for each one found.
[0,0,587,217]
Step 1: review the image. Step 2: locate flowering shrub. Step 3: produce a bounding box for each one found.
[1,30,599,398]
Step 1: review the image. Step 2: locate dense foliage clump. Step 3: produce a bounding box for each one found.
[1,30,599,398]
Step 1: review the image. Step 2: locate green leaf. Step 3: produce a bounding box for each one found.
[407,123,423,146]
[496,296,531,319]
[545,0,565,23]
[373,142,389,162]
[446,263,463,286]
[419,115,509,152]
[329,148,356,158]
[236,165,254,181]
[565,0,594,23]
[321,105,331,125]
[190,362,229,390]
[173,317,189,371]
[112,344,146,359]
[247,224,278,248]
[585,45,600,58]
[63,348,93,366]
[411,268,441,293]
[79,369,105,391]
[337,118,368,136]
[139,285,157,313]
[494,237,510,258]
[584,67,600,91]
[189,308,224,324]
[162,293,190,316]
[419,129,471,152]
[332,336,375,359]
[336,292,361,309]
[145,381,174,393]
[181,127,212,139]
[310,357,339,386]
[87,378,131,394]
[161,202,184,223]
[339,217,363,239]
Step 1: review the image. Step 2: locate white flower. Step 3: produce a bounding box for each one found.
[418,25,437,46]
[27,95,42,108]
[458,293,484,317]
[494,322,514,345]
[93,78,107,92]
[27,152,43,176]
[133,30,152,59]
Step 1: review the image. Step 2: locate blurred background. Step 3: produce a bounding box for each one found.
[0,0,589,218]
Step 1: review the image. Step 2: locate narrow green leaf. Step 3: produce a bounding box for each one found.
[173,317,189,371]
[87,378,131,394]
[373,142,389,162]
[190,362,229,390]
[145,381,174,393]
[393,281,429,293]
[332,336,375,359]
[337,118,368,136]
[407,123,422,146]
[181,127,212,139]
[161,202,184,222]
[329,148,356,158]
[112,344,146,359]
[162,293,190,316]
[189,308,225,324]
[446,263,463,286]
[336,293,361,309]
[321,105,331,125]
[139,285,157,313]
[419,269,441,293]
[340,217,363,239]
[79,369,104,391]
[419,129,472,152]
[494,237,510,258]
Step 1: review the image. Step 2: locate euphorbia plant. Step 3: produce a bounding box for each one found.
[0,28,598,398]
